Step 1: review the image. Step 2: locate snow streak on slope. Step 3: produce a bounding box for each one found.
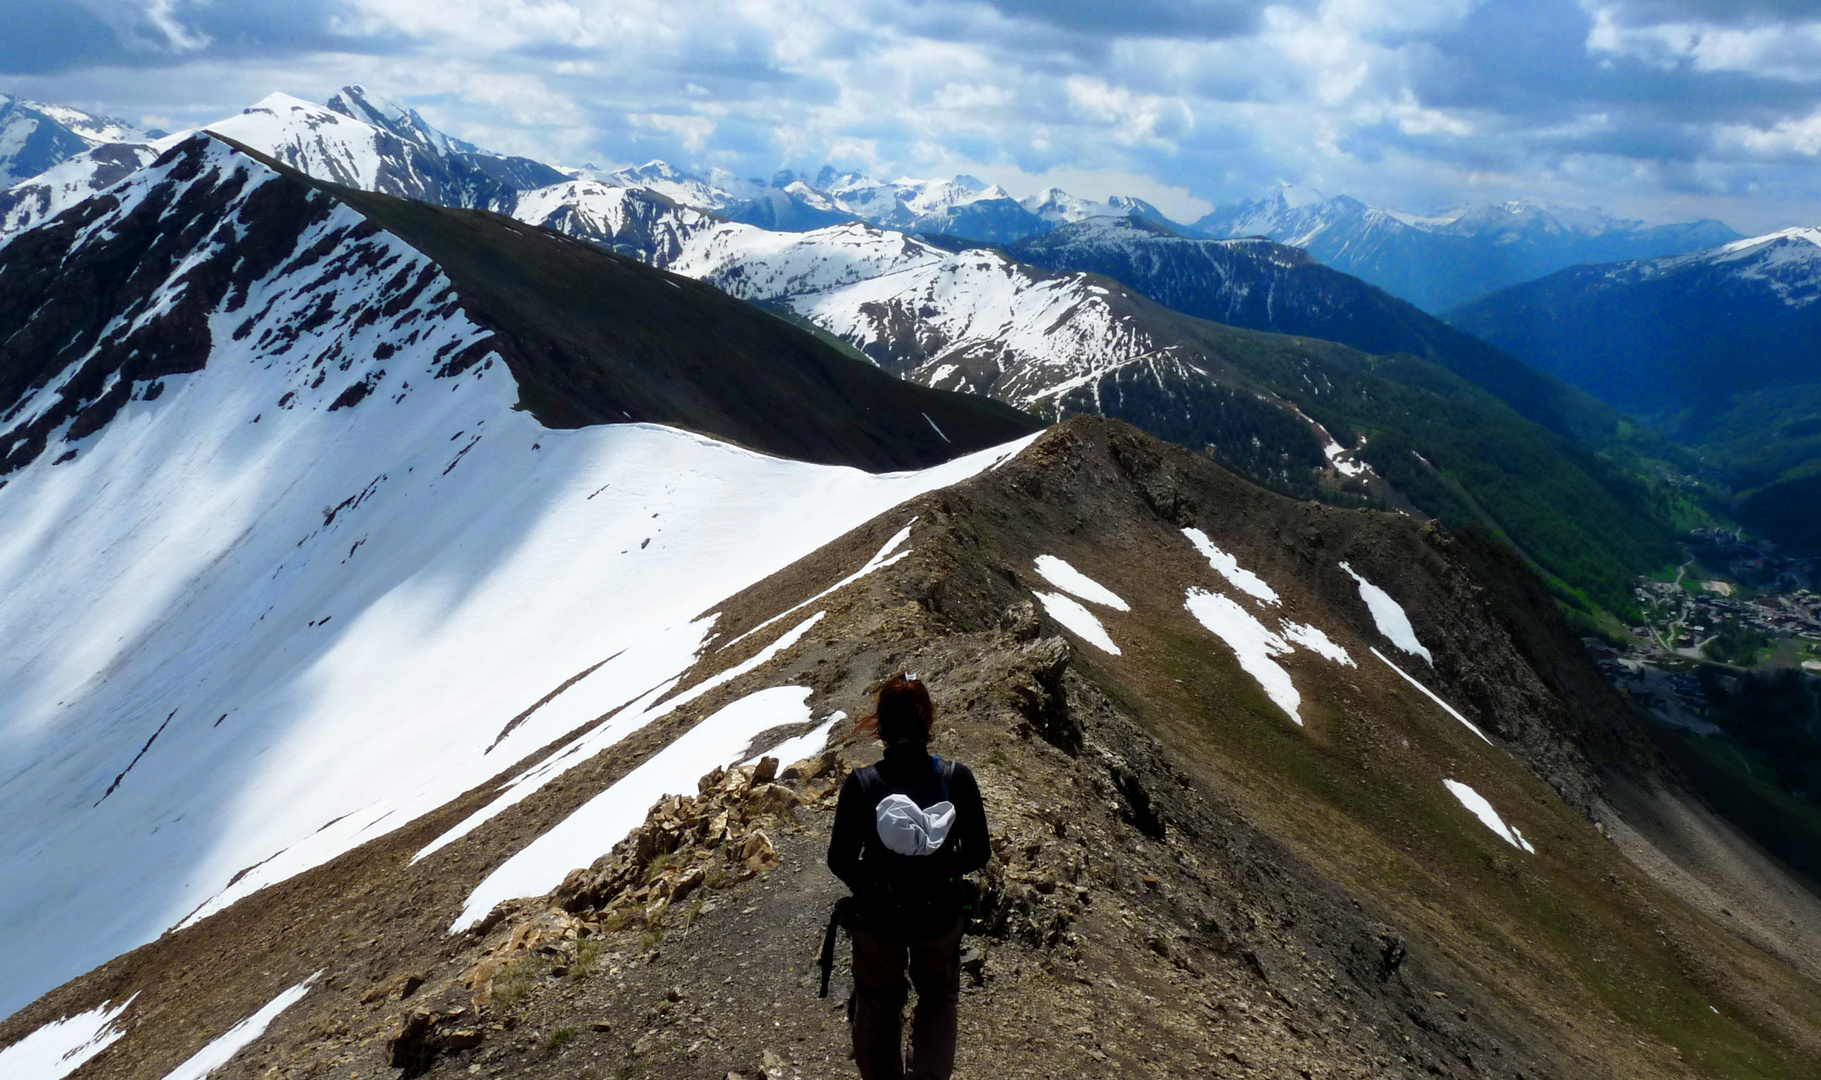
[1035,592,1122,655]
[1373,649,1493,745]
[1340,562,1433,662]
[1443,780,1535,853]
[1033,555,1130,611]
[157,976,320,1080]
[454,683,828,930]
[1185,588,1303,724]
[0,138,1040,1019]
[1183,527,1280,605]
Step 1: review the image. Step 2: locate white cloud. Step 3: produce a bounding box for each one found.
[15,0,1821,233]
[1065,76,1194,148]
[1586,6,1821,81]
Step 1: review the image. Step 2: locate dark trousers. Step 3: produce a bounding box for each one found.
[850,918,964,1080]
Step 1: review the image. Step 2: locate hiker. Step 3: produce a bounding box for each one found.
[826,673,991,1080]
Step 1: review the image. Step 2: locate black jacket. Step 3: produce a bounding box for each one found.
[826,744,991,933]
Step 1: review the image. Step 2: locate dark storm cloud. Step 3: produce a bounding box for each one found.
[0,0,403,77]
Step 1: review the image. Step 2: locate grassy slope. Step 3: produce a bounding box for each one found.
[1114,294,1687,615]
[951,422,1821,1078]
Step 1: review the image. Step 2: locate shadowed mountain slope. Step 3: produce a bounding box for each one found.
[1011,218,1648,452]
[1449,230,1821,552]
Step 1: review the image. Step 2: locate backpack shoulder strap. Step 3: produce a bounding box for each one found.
[936,757,955,800]
[855,763,885,805]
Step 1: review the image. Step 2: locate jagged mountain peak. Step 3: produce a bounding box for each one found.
[324,84,479,158]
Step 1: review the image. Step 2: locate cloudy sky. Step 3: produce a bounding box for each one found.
[6,0,1821,231]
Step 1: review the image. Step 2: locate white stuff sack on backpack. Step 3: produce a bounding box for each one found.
[875,794,956,856]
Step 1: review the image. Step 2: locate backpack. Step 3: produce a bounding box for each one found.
[817,757,975,997]
[852,757,966,928]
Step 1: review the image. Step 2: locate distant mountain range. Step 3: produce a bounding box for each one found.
[1,86,1737,316]
[1193,184,1741,312]
[1451,227,1821,551]
[0,93,157,187]
[0,85,1692,610]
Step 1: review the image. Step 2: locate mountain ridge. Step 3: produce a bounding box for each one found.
[3,418,1817,1080]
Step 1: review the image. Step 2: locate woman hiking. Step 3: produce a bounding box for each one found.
[826,674,991,1080]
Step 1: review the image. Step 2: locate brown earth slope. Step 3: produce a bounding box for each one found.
[5,417,1819,1080]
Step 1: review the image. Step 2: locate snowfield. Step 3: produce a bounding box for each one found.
[0,137,1040,1020]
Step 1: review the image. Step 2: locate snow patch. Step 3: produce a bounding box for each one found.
[1371,648,1492,745]
[1184,588,1301,724]
[719,522,916,654]
[745,712,843,767]
[1033,555,1130,611]
[0,995,136,1080]
[1280,621,1354,666]
[454,685,825,930]
[1443,780,1535,853]
[1183,528,1279,605]
[157,974,320,1080]
[1324,437,1368,478]
[1034,592,1121,655]
[1339,562,1432,662]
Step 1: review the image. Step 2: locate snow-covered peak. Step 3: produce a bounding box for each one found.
[1270,181,1327,210]
[1,93,147,147]
[1438,199,1640,240]
[1385,208,1460,228]
[1023,187,1122,224]
[0,93,154,187]
[781,179,844,211]
[587,159,758,211]
[510,177,721,263]
[324,84,477,158]
[206,93,395,192]
[198,91,564,211]
[1712,224,1821,257]
[815,166,878,195]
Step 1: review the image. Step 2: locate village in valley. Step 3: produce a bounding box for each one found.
[1588,528,1821,732]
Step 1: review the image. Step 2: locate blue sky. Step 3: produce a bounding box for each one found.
[7,0,1821,231]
